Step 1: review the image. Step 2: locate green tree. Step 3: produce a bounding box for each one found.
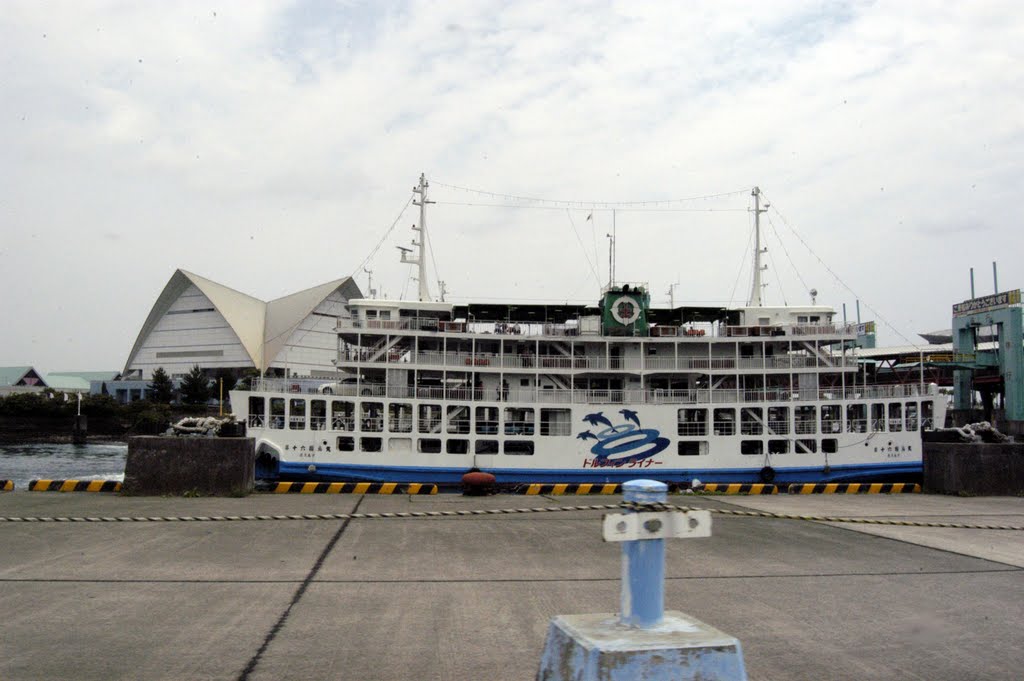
[179,365,211,406]
[148,367,175,404]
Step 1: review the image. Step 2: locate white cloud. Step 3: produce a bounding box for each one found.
[1,0,1022,370]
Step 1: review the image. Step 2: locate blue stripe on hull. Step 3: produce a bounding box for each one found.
[275,461,922,485]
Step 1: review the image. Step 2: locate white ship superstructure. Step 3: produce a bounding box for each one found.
[231,178,944,485]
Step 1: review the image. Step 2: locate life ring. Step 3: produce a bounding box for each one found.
[759,466,775,483]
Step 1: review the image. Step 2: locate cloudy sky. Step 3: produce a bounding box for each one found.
[2,0,1022,372]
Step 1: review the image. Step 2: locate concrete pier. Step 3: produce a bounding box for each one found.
[0,492,1022,680]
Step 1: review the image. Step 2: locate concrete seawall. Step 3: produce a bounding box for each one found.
[124,436,254,496]
[923,442,1024,495]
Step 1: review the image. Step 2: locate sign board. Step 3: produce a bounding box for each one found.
[856,321,876,335]
[953,289,1022,317]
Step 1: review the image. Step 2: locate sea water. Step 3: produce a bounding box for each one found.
[0,442,127,489]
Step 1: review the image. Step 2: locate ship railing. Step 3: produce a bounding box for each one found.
[340,316,864,340]
[331,416,355,431]
[246,380,933,406]
[794,421,817,435]
[847,419,868,433]
[336,350,857,371]
[677,423,708,436]
[724,323,860,338]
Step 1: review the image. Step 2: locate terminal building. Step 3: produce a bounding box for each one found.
[121,269,362,381]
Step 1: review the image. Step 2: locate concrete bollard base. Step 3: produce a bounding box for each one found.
[537,611,746,681]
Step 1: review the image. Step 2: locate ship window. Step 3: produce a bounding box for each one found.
[418,438,442,453]
[388,437,411,452]
[871,403,886,432]
[795,438,817,453]
[740,440,763,455]
[270,398,285,429]
[795,406,817,434]
[540,408,571,436]
[888,403,903,432]
[846,404,867,433]
[361,402,383,432]
[248,397,265,428]
[505,441,534,456]
[798,316,808,324]
[677,441,707,456]
[520,378,530,387]
[446,439,469,454]
[389,403,412,433]
[678,409,708,436]
[475,440,499,454]
[821,405,841,434]
[418,404,442,433]
[360,437,382,452]
[504,407,535,436]
[768,439,789,454]
[741,408,763,435]
[289,399,306,430]
[767,406,789,435]
[447,404,471,434]
[475,406,499,435]
[905,402,919,431]
[713,409,735,436]
[822,438,838,453]
[310,400,327,431]
[336,436,355,451]
[332,400,355,431]
[921,401,934,429]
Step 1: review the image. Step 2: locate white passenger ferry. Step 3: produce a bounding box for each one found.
[231,178,944,486]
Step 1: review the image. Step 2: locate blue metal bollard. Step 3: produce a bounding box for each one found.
[620,479,667,628]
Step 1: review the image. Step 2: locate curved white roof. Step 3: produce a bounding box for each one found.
[123,270,361,375]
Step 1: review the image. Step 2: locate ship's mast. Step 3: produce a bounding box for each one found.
[409,173,434,302]
[747,186,768,307]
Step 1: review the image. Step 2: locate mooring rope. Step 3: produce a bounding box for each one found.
[0,502,1020,530]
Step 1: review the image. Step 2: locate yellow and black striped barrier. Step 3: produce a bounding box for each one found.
[267,481,437,495]
[522,483,622,495]
[787,482,921,494]
[1,480,13,492]
[28,479,122,493]
[700,483,778,495]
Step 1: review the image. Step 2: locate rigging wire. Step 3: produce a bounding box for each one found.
[765,213,809,304]
[565,209,603,290]
[258,195,414,356]
[424,217,444,300]
[431,181,749,208]
[728,220,757,307]
[351,195,415,278]
[432,201,746,213]
[760,190,919,347]
[762,224,788,306]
